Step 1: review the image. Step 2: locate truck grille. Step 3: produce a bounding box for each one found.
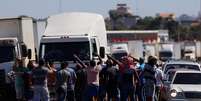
[184,92,201,99]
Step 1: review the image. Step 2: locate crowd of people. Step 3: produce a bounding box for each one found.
[10,54,164,101]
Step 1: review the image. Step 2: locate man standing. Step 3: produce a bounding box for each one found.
[66,62,77,101]
[13,58,29,101]
[32,59,53,101]
[142,56,157,101]
[56,62,70,101]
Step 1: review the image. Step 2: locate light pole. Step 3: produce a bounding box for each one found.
[58,0,62,13]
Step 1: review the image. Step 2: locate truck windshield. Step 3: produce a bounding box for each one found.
[159,51,173,58]
[40,42,90,61]
[0,46,15,63]
[173,73,201,84]
[112,52,128,60]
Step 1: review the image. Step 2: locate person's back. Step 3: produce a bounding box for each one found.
[75,67,87,91]
[66,66,77,101]
[106,66,119,89]
[56,69,69,88]
[75,65,87,101]
[32,66,49,86]
[105,66,120,100]
[56,62,70,101]
[121,67,135,86]
[32,59,52,101]
[143,56,157,101]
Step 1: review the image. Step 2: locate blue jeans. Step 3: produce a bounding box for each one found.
[33,85,50,101]
[56,86,67,101]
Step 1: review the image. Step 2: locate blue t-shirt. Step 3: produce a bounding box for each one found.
[66,67,77,91]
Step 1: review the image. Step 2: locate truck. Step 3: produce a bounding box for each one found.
[39,12,107,66]
[158,43,174,61]
[0,16,35,98]
[128,40,144,59]
[110,43,128,60]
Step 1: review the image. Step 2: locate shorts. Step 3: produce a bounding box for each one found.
[86,84,99,97]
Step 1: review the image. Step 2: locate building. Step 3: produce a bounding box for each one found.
[107,30,169,45]
[109,4,137,29]
[156,13,176,20]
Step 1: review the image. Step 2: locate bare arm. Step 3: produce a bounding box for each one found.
[73,54,87,68]
[107,54,122,66]
[128,55,139,62]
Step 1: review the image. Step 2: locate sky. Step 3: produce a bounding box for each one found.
[0,0,200,18]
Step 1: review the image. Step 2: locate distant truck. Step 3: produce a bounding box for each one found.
[158,43,174,61]
[128,40,144,59]
[110,43,128,60]
[0,16,35,97]
[39,12,107,66]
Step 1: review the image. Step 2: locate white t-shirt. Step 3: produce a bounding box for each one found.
[155,68,164,87]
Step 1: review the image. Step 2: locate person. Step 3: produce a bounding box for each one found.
[66,61,77,101]
[142,56,157,101]
[107,55,140,101]
[56,61,70,101]
[136,58,145,101]
[73,55,88,101]
[99,62,108,101]
[32,59,54,101]
[46,61,57,100]
[105,59,120,101]
[13,58,29,101]
[24,60,36,101]
[155,64,164,101]
[84,60,101,101]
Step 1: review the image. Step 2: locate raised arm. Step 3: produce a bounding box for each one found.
[128,55,139,62]
[73,54,87,68]
[106,54,122,66]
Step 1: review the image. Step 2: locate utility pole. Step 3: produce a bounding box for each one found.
[58,0,62,13]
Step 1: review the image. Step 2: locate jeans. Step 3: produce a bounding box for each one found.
[120,84,135,101]
[33,85,50,101]
[99,85,106,101]
[107,88,120,101]
[57,86,67,101]
[67,90,75,101]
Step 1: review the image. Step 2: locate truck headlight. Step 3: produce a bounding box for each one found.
[170,89,177,97]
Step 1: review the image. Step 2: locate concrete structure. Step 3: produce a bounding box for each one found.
[107,30,169,45]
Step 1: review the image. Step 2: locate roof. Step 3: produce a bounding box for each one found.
[165,60,200,66]
[44,12,105,36]
[175,70,201,73]
[107,30,169,36]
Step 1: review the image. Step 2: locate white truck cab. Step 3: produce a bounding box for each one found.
[39,12,107,67]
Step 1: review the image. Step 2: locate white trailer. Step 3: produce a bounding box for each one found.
[0,16,35,84]
[39,12,107,66]
[128,40,144,59]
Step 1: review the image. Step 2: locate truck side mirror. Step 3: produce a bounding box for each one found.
[27,49,32,59]
[21,43,28,57]
[99,47,105,58]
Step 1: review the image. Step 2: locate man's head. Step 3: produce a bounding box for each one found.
[139,58,144,65]
[18,59,24,67]
[61,61,68,69]
[106,59,113,67]
[148,56,157,66]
